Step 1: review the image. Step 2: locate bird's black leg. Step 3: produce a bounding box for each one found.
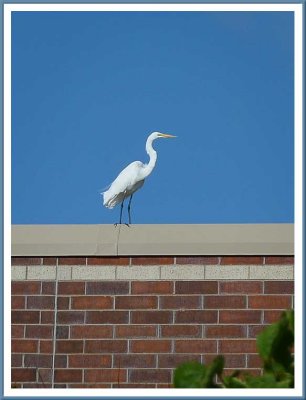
[114,199,125,226]
[119,200,124,225]
[127,195,133,226]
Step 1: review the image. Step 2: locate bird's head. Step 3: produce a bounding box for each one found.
[152,131,177,140]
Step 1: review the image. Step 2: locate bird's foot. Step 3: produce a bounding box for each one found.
[114,223,131,227]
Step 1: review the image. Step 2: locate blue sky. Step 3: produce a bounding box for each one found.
[11,11,294,224]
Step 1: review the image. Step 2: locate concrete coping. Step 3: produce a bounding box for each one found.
[11,224,294,256]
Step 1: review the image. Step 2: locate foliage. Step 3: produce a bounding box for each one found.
[173,310,294,388]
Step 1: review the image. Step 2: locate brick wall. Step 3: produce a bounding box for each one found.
[11,256,294,388]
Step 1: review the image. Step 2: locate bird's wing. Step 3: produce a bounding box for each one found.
[102,161,145,208]
[115,161,144,182]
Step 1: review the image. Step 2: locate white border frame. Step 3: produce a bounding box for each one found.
[4,3,303,398]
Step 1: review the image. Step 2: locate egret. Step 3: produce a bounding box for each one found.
[102,131,176,225]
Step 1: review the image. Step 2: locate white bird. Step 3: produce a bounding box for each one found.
[102,131,176,225]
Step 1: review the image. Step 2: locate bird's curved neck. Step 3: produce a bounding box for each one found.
[143,136,157,178]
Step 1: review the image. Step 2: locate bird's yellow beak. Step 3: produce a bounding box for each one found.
[158,133,177,138]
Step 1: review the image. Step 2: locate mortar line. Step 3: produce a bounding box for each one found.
[51,258,59,389]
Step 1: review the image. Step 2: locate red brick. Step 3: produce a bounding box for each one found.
[57,311,84,324]
[219,339,257,353]
[57,297,70,310]
[248,325,267,338]
[220,281,263,294]
[265,256,294,265]
[205,325,246,338]
[55,355,67,368]
[54,369,82,383]
[157,383,173,388]
[130,340,171,353]
[56,340,84,353]
[56,326,69,339]
[115,325,156,338]
[158,354,201,368]
[176,256,219,265]
[115,296,157,309]
[85,369,127,383]
[248,354,262,368]
[113,354,156,368]
[86,282,129,295]
[161,325,201,338]
[37,368,52,383]
[132,281,173,294]
[27,296,55,310]
[12,368,36,382]
[86,311,128,324]
[160,295,201,309]
[12,296,25,309]
[12,311,40,324]
[132,257,174,265]
[264,281,294,294]
[219,310,261,324]
[87,257,129,265]
[42,257,57,265]
[175,281,218,294]
[12,257,41,265]
[11,281,41,295]
[248,295,291,309]
[72,296,113,309]
[131,311,172,324]
[221,256,263,265]
[221,354,246,368]
[205,354,246,368]
[41,282,56,294]
[24,354,52,368]
[264,310,284,323]
[12,354,23,367]
[41,311,55,324]
[69,355,111,368]
[71,325,113,339]
[129,369,171,383]
[112,383,155,388]
[11,325,24,338]
[85,340,127,353]
[23,383,52,388]
[26,325,53,339]
[12,339,38,353]
[40,340,53,353]
[205,295,246,309]
[175,310,218,324]
[176,340,217,353]
[58,257,86,265]
[11,383,22,388]
[69,383,111,388]
[58,282,85,295]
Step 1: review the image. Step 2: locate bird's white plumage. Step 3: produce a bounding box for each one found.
[102,131,176,223]
[103,161,145,209]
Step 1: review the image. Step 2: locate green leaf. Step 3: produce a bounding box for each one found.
[223,376,248,388]
[202,356,224,387]
[174,362,207,388]
[245,373,293,388]
[173,358,224,388]
[257,310,294,373]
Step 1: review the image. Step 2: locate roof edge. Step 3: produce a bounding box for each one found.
[11,224,294,256]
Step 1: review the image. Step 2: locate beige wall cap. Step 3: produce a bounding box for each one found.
[11,224,294,256]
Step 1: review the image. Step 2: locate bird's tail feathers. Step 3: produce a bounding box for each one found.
[103,189,125,209]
